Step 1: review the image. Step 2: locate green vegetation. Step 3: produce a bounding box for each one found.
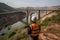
[45,11,60,35]
[8,27,28,40]
[0,36,7,40]
[41,12,60,26]
[8,31,16,38]
[0,27,28,40]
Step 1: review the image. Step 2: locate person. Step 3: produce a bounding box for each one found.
[29,16,41,40]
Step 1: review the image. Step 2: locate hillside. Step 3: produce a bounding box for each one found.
[39,11,60,27]
[0,10,60,40]
[0,3,15,13]
[38,11,60,40]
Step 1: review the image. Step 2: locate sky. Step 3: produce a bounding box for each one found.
[0,0,60,8]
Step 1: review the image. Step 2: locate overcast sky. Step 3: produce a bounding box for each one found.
[0,0,60,8]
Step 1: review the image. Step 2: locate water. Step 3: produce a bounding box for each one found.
[11,21,26,29]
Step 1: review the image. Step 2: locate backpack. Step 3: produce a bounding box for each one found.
[25,25,31,35]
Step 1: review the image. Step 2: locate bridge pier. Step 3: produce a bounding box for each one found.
[26,10,56,25]
[38,10,40,20]
[30,13,32,24]
[26,10,28,25]
[46,10,48,14]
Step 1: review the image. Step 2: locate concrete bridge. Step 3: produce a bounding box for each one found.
[0,9,60,30]
[18,9,60,24]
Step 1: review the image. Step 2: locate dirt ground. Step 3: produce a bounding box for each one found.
[39,24,60,40]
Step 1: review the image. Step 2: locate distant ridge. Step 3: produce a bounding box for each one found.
[0,3,15,13]
[16,6,60,10]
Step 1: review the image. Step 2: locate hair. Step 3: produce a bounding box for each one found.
[32,21,36,23]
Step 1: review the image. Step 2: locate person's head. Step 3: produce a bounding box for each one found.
[31,16,37,23]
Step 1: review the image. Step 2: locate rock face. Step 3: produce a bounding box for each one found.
[0,12,26,30]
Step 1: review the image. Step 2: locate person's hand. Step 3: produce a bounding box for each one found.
[25,25,29,28]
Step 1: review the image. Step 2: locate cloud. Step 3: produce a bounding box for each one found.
[0,0,60,8]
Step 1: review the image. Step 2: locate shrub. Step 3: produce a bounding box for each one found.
[0,36,7,40]
[8,31,16,38]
